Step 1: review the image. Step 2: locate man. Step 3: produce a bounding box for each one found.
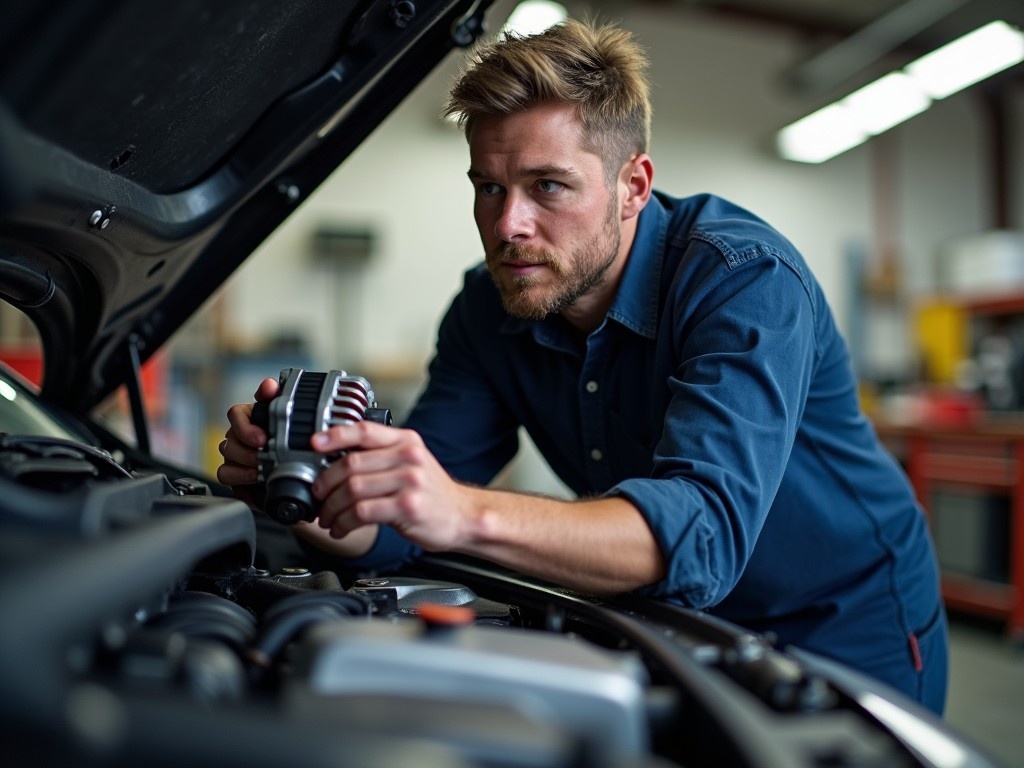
[219,18,947,713]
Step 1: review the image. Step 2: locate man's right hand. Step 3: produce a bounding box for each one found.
[216,377,280,500]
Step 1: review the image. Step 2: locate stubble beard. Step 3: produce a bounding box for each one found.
[487,202,622,321]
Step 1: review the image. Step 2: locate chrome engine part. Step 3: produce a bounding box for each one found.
[250,368,392,525]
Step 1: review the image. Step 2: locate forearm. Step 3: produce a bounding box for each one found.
[307,421,665,594]
[292,520,379,559]
[453,487,665,594]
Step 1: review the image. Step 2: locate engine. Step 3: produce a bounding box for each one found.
[0,425,953,768]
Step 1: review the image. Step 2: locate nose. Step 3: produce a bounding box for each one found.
[494,191,534,243]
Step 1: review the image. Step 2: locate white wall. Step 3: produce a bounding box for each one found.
[205,0,1023,489]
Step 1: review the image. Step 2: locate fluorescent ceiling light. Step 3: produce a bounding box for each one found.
[502,1,568,37]
[777,75,928,163]
[778,20,1024,163]
[777,104,868,164]
[906,20,1024,99]
[844,72,930,135]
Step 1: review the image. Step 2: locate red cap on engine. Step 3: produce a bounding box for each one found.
[415,602,476,627]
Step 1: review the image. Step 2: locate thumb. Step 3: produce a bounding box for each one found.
[254,376,281,402]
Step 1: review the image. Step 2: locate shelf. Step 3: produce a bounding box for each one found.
[874,418,1024,638]
[941,574,1013,617]
[919,452,1017,489]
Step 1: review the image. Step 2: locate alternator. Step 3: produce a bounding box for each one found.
[250,368,392,525]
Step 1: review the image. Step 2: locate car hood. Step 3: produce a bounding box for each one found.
[0,0,493,412]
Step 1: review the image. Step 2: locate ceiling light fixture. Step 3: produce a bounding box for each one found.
[777,104,869,165]
[502,1,568,37]
[778,20,1024,164]
[844,72,931,134]
[907,19,1024,99]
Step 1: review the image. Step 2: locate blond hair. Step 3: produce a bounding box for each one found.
[444,18,651,179]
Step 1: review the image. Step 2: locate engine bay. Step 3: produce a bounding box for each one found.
[0,434,945,767]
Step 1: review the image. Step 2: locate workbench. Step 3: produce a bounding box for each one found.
[874,417,1024,641]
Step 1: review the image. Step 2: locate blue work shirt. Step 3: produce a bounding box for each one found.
[350,192,947,711]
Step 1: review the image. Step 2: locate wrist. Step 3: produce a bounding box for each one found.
[454,485,503,550]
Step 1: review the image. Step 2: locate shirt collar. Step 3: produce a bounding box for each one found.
[605,194,666,339]
[499,194,668,342]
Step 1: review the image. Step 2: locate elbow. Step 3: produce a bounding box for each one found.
[645,520,746,609]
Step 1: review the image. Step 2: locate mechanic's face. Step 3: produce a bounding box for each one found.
[468,102,628,328]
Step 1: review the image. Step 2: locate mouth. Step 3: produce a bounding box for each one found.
[489,243,555,280]
[493,257,547,278]
[507,263,546,278]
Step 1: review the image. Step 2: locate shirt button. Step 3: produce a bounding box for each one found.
[585,380,599,393]
[590,448,603,461]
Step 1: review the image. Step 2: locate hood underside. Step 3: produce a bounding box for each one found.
[0,0,492,411]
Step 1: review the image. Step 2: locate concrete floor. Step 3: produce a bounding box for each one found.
[944,613,1024,768]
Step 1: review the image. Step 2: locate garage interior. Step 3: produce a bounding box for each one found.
[0,0,1022,764]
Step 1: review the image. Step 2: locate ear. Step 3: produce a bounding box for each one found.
[620,153,653,221]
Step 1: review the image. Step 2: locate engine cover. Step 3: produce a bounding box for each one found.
[286,617,649,760]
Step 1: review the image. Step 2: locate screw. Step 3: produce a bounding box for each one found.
[89,206,115,229]
[277,182,300,202]
[452,15,482,47]
[390,0,415,28]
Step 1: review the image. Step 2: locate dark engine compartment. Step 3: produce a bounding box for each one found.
[0,435,955,767]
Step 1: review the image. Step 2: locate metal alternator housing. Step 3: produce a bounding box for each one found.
[251,368,392,525]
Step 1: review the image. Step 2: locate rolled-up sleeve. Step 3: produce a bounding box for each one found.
[611,243,817,607]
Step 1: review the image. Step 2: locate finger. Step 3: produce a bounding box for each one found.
[315,462,404,508]
[314,474,372,531]
[325,502,391,539]
[326,495,414,540]
[224,378,280,448]
[254,377,281,402]
[330,513,363,539]
[313,471,358,529]
[226,402,267,449]
[216,461,260,486]
[312,421,412,453]
[313,448,401,496]
[319,466,427,539]
[220,435,260,469]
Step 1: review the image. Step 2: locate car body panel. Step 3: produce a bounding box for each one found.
[0,0,491,411]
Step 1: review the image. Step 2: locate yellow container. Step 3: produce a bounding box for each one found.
[913,299,967,385]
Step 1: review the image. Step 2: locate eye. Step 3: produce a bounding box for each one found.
[536,179,564,194]
[477,182,503,196]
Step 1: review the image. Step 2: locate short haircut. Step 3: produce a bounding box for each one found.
[444,17,652,182]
